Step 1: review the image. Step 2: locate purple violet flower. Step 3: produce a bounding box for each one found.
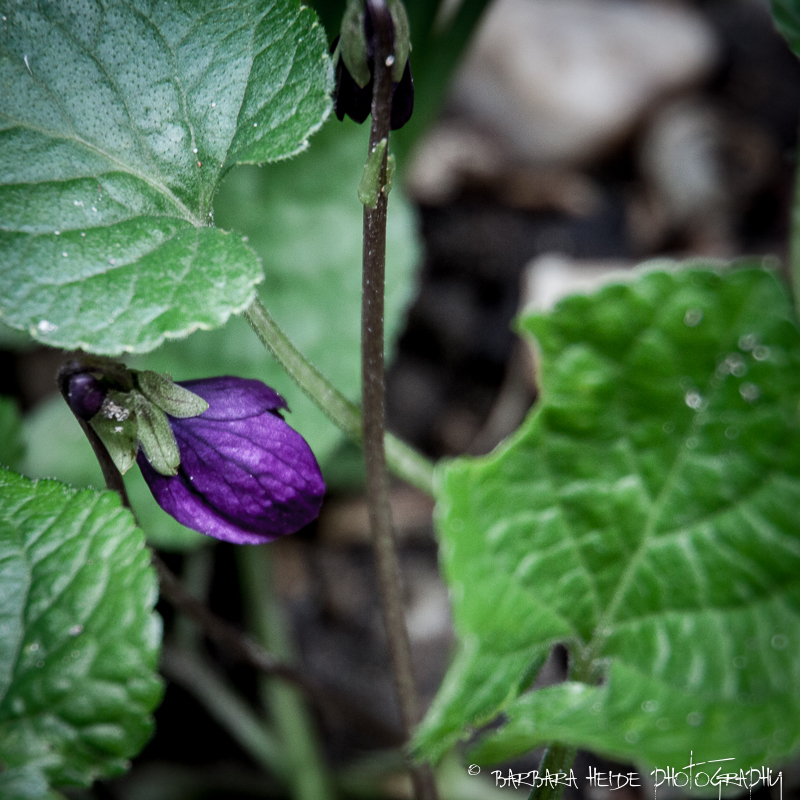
[137,376,325,545]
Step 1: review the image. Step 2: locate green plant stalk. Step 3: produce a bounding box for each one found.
[244,296,434,496]
[237,545,335,800]
[161,645,287,781]
[360,4,437,800]
[526,745,578,800]
[527,647,595,800]
[173,546,214,650]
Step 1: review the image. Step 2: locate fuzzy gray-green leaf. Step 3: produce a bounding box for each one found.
[0,0,332,354]
[89,411,139,476]
[340,0,371,87]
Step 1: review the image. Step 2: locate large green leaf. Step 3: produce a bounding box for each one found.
[0,469,162,789]
[416,267,800,771]
[134,118,420,471]
[0,0,332,354]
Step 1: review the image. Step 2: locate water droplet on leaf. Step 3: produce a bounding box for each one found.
[684,308,703,326]
[771,634,788,649]
[685,391,702,409]
[738,333,757,351]
[739,383,760,403]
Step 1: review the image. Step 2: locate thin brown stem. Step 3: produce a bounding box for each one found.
[361,3,438,798]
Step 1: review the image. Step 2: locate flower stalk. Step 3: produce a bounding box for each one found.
[359,2,437,798]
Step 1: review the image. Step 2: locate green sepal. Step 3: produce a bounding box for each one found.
[384,152,396,197]
[135,370,209,419]
[88,390,139,475]
[340,0,371,88]
[387,0,411,82]
[358,138,388,208]
[132,391,180,476]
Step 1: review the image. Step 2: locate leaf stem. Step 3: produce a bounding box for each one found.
[243,296,435,496]
[361,4,438,799]
[526,646,595,800]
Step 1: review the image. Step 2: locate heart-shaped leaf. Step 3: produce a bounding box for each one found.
[0,0,332,354]
[416,267,800,771]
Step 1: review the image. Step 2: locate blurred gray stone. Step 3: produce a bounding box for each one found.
[451,0,719,165]
[639,100,727,227]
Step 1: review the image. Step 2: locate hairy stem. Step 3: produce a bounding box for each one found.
[361,3,437,799]
[244,297,435,496]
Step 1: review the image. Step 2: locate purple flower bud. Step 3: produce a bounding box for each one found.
[67,372,107,420]
[137,377,325,545]
[332,0,414,131]
[333,50,414,131]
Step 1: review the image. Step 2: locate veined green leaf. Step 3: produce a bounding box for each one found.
[0,0,332,354]
[0,469,162,789]
[416,267,800,772]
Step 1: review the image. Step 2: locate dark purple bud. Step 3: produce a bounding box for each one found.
[137,377,325,545]
[389,57,414,131]
[333,36,374,125]
[331,0,414,133]
[67,372,107,421]
[333,49,414,130]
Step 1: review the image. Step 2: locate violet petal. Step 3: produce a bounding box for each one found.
[139,377,324,545]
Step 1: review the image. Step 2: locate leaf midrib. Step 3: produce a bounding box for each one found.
[1,117,202,226]
[585,289,758,660]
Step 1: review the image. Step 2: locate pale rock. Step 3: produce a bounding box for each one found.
[451,0,719,165]
[521,253,632,313]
